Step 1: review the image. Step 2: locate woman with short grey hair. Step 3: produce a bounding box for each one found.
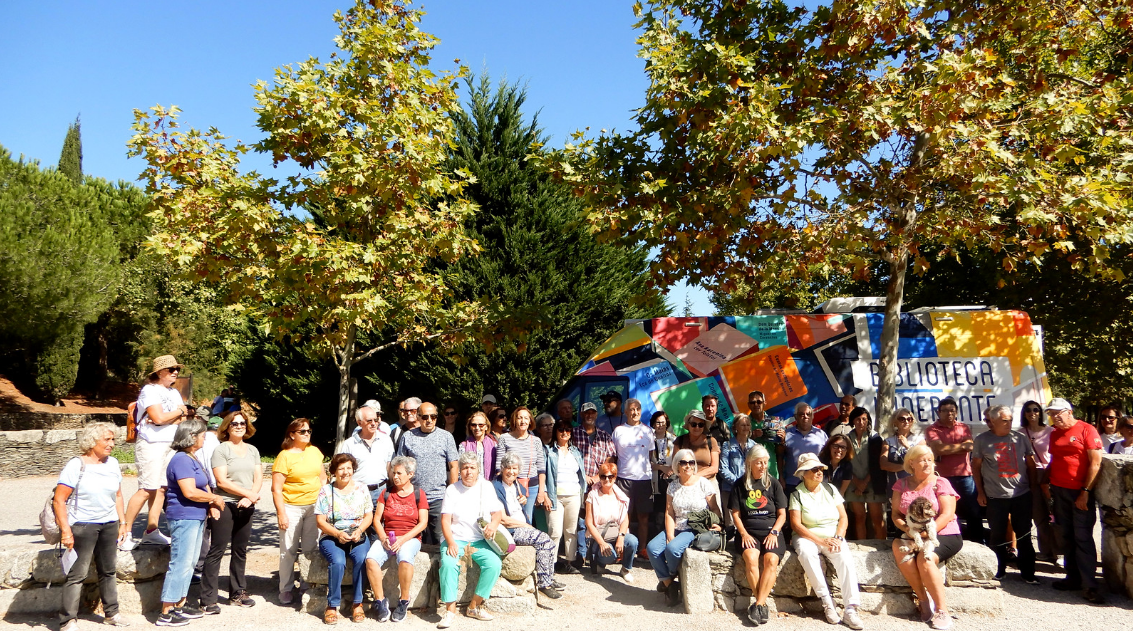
[158,419,225,626]
[389,455,417,479]
[55,423,127,630]
[365,452,428,620]
[458,449,482,474]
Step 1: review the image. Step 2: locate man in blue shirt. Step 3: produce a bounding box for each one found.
[596,391,627,435]
[780,402,828,496]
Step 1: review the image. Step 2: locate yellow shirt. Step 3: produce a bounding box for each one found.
[273,446,324,506]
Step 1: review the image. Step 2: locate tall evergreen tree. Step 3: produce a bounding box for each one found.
[57,116,82,185]
[358,76,669,412]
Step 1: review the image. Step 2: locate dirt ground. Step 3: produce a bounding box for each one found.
[0,375,134,414]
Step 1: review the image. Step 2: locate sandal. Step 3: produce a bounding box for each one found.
[324,607,338,625]
[351,604,365,623]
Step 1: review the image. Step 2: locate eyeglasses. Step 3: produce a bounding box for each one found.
[295,429,312,435]
[599,474,616,481]
[897,417,913,422]
[420,414,438,420]
[470,423,487,428]
[229,422,247,428]
[678,460,696,467]
[687,422,705,428]
[444,411,457,416]
[830,445,847,451]
[1025,407,1041,413]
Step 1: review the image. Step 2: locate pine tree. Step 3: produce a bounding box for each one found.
[357,76,669,412]
[57,116,82,185]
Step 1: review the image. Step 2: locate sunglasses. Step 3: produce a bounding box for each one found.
[599,474,616,481]
[897,417,914,422]
[1100,414,1118,420]
[687,422,706,428]
[229,422,247,428]
[295,429,312,435]
[420,414,438,420]
[1025,407,1041,413]
[748,400,764,405]
[444,411,457,415]
[470,423,487,428]
[678,460,697,467]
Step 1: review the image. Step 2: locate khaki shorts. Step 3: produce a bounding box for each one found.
[135,439,173,490]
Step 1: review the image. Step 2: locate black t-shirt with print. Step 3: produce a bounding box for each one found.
[728,476,788,534]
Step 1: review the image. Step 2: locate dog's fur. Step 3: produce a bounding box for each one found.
[899,496,939,564]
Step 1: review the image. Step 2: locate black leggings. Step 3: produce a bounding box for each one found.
[200,503,256,605]
[61,521,118,625]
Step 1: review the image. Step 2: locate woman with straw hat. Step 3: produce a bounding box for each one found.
[121,355,188,551]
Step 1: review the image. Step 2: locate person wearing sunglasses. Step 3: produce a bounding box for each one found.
[200,412,261,612]
[271,418,327,604]
[441,405,464,442]
[544,419,587,574]
[1096,405,1123,452]
[336,405,396,507]
[646,448,722,607]
[1018,399,1057,561]
[880,408,924,492]
[585,462,638,582]
[459,411,499,481]
[673,410,721,501]
[122,355,189,551]
[396,402,460,546]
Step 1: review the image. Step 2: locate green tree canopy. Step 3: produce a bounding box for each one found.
[57,116,82,186]
[538,0,1133,422]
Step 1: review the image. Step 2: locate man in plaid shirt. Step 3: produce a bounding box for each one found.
[572,402,616,485]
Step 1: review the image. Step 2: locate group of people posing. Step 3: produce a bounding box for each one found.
[50,355,1120,631]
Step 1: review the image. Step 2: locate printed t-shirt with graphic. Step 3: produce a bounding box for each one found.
[165,451,210,521]
[377,487,428,540]
[925,421,973,477]
[440,478,503,543]
[314,483,373,535]
[136,384,184,443]
[729,477,787,534]
[612,423,656,481]
[57,456,122,524]
[972,430,1034,499]
[1049,421,1104,489]
[666,476,715,531]
[788,482,844,538]
[211,442,261,502]
[272,445,325,506]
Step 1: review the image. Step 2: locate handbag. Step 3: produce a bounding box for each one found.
[41,458,84,545]
[476,482,514,556]
[693,530,725,552]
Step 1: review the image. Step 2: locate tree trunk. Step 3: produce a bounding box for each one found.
[875,250,909,429]
[334,325,357,449]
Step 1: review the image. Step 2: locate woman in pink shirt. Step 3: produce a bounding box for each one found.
[890,444,962,630]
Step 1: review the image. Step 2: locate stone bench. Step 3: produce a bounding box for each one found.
[299,543,539,616]
[0,545,168,617]
[684,539,1002,617]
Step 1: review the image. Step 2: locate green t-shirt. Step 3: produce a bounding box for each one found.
[788,481,844,538]
[211,442,261,501]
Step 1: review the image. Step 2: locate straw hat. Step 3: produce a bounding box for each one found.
[793,452,828,478]
[149,355,183,376]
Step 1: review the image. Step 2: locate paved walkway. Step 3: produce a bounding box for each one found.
[3,476,1130,630]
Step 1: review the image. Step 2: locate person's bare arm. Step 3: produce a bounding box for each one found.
[1077,449,1103,510]
[972,456,987,506]
[447,461,458,485]
[146,403,186,426]
[928,439,968,456]
[272,471,289,530]
[53,484,74,548]
[880,444,904,473]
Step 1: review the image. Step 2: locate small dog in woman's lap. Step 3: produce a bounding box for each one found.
[899,497,939,563]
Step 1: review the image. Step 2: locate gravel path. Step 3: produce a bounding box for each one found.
[3,476,1130,630]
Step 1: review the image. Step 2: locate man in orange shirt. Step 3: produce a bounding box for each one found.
[1046,398,1105,604]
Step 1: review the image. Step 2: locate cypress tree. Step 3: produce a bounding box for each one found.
[57,116,83,185]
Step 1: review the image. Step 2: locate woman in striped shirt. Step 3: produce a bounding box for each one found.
[494,407,547,525]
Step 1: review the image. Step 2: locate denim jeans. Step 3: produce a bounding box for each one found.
[647,530,695,581]
[592,533,639,571]
[319,536,371,607]
[576,516,589,562]
[947,475,985,544]
[522,481,541,525]
[162,518,206,604]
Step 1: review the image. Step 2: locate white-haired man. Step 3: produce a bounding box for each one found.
[337,405,395,505]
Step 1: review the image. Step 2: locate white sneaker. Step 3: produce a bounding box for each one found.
[140,529,171,546]
[842,605,864,630]
[117,535,137,551]
[437,611,455,629]
[62,619,79,631]
[104,614,130,627]
[620,568,635,583]
[822,600,840,625]
[465,607,493,621]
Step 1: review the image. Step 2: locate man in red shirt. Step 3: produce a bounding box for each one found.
[1046,398,1105,603]
[926,398,984,544]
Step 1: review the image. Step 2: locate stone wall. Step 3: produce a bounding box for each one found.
[0,546,168,617]
[300,544,539,616]
[1097,454,1133,599]
[0,412,126,432]
[688,539,1002,617]
[0,425,128,479]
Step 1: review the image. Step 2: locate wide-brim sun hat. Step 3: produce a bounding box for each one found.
[793,452,828,478]
[149,355,183,376]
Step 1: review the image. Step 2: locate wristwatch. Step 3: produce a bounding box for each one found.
[769,529,780,536]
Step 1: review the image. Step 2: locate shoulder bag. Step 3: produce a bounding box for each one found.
[41,458,84,544]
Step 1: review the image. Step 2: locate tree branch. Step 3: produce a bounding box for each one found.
[1047,73,1100,90]
[349,328,460,366]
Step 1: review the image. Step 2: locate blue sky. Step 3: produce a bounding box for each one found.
[0,0,714,314]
